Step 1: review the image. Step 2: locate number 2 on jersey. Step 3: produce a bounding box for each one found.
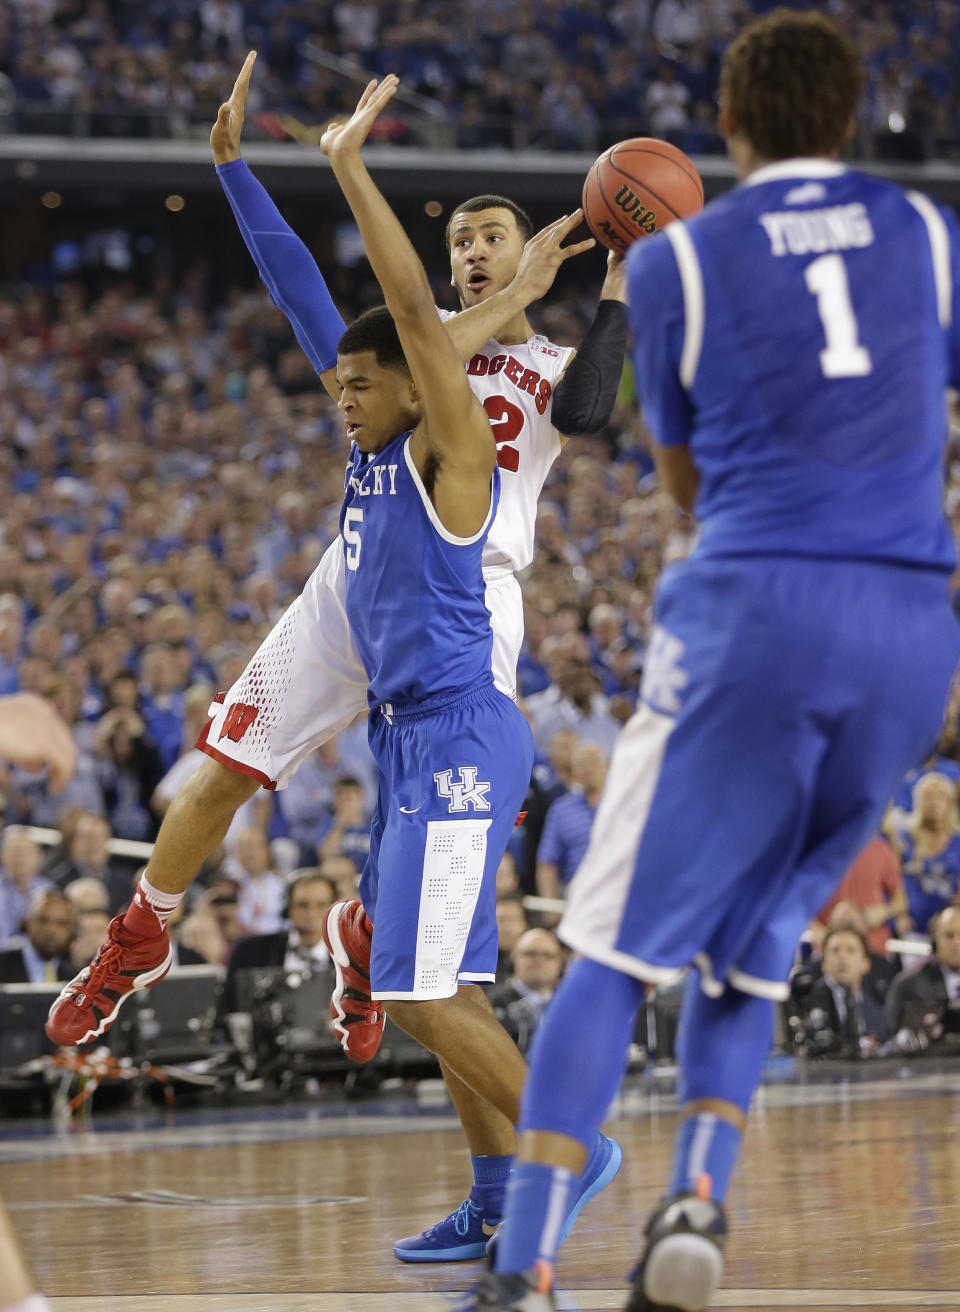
[343,507,363,571]
[804,252,873,379]
[483,394,524,471]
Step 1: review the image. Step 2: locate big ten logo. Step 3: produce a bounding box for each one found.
[434,766,492,813]
[218,701,259,743]
[613,185,658,236]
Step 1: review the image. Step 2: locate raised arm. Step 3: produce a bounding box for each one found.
[211,52,344,399]
[322,77,499,535]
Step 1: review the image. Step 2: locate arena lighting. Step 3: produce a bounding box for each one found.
[41,191,61,209]
[165,194,186,212]
[424,200,443,217]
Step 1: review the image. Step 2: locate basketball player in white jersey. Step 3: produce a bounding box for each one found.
[47,53,627,1260]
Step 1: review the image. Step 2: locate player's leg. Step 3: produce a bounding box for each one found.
[625,562,960,1312]
[0,1196,51,1312]
[47,544,368,1046]
[381,687,621,1262]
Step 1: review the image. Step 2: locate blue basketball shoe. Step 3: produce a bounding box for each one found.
[394,1197,498,1263]
[394,1134,623,1264]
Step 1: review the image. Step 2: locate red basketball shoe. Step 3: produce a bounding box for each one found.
[45,915,173,1047]
[322,899,384,1063]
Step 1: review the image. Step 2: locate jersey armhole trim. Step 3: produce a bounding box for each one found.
[664,223,705,388]
[906,190,952,328]
[402,436,497,546]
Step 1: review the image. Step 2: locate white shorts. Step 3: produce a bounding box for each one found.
[198,543,523,789]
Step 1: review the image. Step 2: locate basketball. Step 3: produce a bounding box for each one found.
[582,138,705,254]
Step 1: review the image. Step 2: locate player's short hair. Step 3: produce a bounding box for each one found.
[338,306,409,373]
[719,8,865,162]
[445,194,534,250]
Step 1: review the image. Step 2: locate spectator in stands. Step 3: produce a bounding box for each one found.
[0,890,76,984]
[515,728,578,894]
[138,643,186,771]
[889,773,960,936]
[790,927,889,1058]
[177,908,229,967]
[319,854,362,903]
[316,775,371,871]
[0,827,50,947]
[490,928,566,1052]
[495,894,530,984]
[812,835,906,959]
[45,812,132,915]
[95,704,165,841]
[495,852,520,900]
[228,828,287,936]
[886,905,960,1051]
[536,741,607,904]
[63,876,109,916]
[68,908,111,974]
[197,875,244,956]
[524,634,621,754]
[280,735,376,859]
[219,871,337,1015]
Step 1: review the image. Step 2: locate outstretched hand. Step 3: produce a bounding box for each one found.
[211,50,256,165]
[599,248,627,303]
[320,75,399,159]
[0,693,77,793]
[513,210,596,303]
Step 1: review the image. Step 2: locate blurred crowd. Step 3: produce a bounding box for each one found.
[2,1,960,159]
[1,194,960,1084]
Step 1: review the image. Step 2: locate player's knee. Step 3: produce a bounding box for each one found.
[382,995,450,1042]
[185,757,260,812]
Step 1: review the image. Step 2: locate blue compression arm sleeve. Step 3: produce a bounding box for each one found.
[216,158,345,374]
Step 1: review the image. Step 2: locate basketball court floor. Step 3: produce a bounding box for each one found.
[2,1063,958,1311]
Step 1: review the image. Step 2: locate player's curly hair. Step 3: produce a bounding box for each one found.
[719,8,865,162]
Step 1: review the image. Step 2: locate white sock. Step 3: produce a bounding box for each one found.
[3,1295,53,1312]
[135,874,184,929]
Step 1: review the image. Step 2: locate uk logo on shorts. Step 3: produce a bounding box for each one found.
[641,625,689,716]
[434,766,492,812]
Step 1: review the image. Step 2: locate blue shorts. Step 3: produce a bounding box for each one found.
[560,555,960,1000]
[359,682,533,1000]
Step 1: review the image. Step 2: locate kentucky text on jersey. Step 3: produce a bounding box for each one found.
[340,432,499,709]
[466,351,553,415]
[625,158,958,570]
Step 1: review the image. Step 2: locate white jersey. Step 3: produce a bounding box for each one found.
[200,311,575,786]
[438,309,575,573]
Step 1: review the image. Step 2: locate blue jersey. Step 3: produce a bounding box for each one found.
[626,158,959,569]
[340,432,499,709]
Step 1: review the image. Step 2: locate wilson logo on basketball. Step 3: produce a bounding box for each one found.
[219,701,259,743]
[613,186,658,235]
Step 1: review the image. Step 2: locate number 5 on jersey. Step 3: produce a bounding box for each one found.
[344,507,363,571]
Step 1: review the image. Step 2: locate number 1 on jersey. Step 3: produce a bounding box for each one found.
[804,252,873,379]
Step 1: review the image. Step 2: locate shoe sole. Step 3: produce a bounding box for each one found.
[559,1135,624,1244]
[48,948,174,1047]
[323,900,379,1062]
[642,1232,724,1312]
[393,1238,488,1263]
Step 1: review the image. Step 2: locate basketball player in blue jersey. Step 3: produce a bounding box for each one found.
[466,10,960,1312]
[315,69,621,1261]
